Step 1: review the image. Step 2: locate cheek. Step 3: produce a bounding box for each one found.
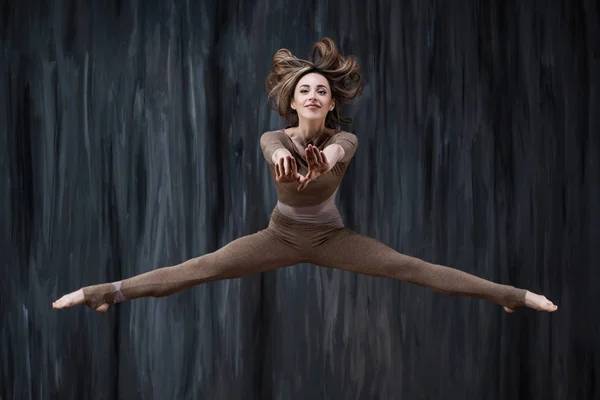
[292,93,303,107]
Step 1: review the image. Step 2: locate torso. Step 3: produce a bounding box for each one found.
[266,128,353,210]
[282,126,339,159]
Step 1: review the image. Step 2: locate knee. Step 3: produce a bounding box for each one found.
[385,256,429,281]
[194,252,246,279]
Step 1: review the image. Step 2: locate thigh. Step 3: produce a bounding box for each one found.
[206,229,302,279]
[308,228,426,280]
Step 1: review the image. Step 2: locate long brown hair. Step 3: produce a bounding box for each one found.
[266,38,363,129]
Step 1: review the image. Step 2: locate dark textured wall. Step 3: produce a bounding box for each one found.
[2,0,599,399]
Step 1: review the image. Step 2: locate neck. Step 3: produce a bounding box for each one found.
[293,119,328,144]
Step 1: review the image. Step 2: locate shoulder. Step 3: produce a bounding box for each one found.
[261,129,292,139]
[261,129,284,137]
[329,130,358,162]
[260,130,293,154]
[332,129,356,138]
[260,129,286,142]
[331,130,358,144]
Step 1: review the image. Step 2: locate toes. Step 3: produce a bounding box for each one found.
[53,294,76,309]
[542,298,557,311]
[53,298,66,309]
[54,301,68,309]
[537,302,557,312]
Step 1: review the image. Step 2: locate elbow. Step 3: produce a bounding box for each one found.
[336,144,346,163]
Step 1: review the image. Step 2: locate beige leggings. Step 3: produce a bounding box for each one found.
[82,207,527,310]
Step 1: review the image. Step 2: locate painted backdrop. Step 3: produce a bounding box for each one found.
[2,0,599,398]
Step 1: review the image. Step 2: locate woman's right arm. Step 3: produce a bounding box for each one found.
[260,131,300,183]
[260,131,292,165]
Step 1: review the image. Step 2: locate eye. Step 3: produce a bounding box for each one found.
[318,90,327,95]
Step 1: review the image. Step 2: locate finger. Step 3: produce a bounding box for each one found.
[283,157,290,176]
[301,178,311,190]
[301,175,313,190]
[288,156,296,176]
[307,147,317,165]
[310,146,320,164]
[275,164,281,179]
[297,176,308,191]
[285,156,292,178]
[290,157,297,173]
[315,149,324,164]
[311,145,320,164]
[278,157,285,177]
[281,157,290,179]
[291,159,302,181]
[320,151,328,165]
[305,146,314,165]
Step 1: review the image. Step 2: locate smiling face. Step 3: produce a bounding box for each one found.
[290,72,335,123]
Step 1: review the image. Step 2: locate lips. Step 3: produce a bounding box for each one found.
[306,104,321,109]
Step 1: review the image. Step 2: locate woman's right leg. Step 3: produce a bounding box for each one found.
[54,229,301,311]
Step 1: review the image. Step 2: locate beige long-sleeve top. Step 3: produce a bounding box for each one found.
[260,129,358,207]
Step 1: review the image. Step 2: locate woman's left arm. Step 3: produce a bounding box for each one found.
[329,132,358,164]
[320,144,345,172]
[318,131,359,171]
[297,132,358,191]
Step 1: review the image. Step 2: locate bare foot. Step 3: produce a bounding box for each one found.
[503,291,558,313]
[52,289,110,312]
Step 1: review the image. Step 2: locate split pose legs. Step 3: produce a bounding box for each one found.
[53,137,558,314]
[53,207,558,314]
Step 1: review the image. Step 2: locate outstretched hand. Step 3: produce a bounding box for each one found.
[274,146,331,191]
[274,155,303,183]
[297,144,330,191]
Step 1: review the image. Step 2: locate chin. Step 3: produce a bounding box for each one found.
[299,111,327,121]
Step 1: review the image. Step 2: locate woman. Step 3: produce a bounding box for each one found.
[53,38,557,314]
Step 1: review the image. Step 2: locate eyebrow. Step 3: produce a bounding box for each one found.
[299,84,328,89]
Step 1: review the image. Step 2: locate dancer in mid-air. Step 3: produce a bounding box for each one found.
[53,38,557,314]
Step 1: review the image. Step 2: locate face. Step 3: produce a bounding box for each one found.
[290,72,335,122]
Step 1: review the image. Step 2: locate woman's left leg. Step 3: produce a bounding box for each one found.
[308,228,529,310]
